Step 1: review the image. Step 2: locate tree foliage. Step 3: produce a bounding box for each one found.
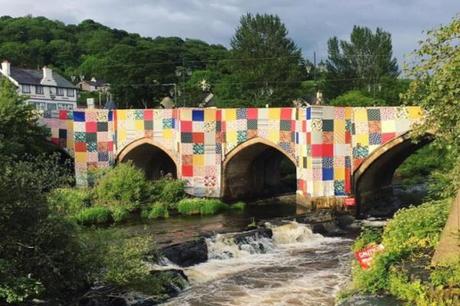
[403,15,460,198]
[325,26,399,100]
[217,13,304,107]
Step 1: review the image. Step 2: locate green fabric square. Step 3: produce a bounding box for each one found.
[144,121,153,130]
[237,131,247,143]
[247,120,258,130]
[280,120,291,131]
[86,133,97,142]
[193,144,204,154]
[322,119,334,132]
[367,109,381,121]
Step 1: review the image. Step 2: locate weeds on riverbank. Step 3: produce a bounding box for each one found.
[343,199,460,305]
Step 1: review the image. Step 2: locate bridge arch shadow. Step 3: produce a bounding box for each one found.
[353,131,433,217]
[222,137,297,201]
[116,138,179,180]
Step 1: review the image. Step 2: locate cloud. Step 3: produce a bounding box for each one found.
[0,0,459,64]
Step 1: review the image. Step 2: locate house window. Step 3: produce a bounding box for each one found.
[35,86,44,95]
[67,89,74,97]
[56,87,64,96]
[22,85,31,93]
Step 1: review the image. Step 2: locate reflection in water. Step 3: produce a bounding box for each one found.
[163,222,352,306]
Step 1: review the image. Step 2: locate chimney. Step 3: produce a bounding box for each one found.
[41,66,57,86]
[1,60,10,76]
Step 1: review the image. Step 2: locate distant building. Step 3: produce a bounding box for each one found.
[77,77,110,93]
[0,60,78,111]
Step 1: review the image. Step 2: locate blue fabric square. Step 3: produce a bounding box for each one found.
[334,180,345,196]
[306,107,311,120]
[98,152,109,161]
[369,133,382,145]
[236,108,247,119]
[295,132,299,144]
[108,110,113,121]
[59,129,67,139]
[322,157,333,168]
[74,111,85,122]
[192,110,204,121]
[322,168,334,181]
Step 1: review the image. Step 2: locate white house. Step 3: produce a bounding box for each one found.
[0,60,78,112]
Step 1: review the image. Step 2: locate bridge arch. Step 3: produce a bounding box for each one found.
[222,137,297,201]
[353,131,433,216]
[116,137,179,180]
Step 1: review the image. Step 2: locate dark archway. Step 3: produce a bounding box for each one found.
[353,132,433,217]
[222,138,297,201]
[117,139,178,180]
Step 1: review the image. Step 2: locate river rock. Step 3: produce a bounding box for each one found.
[160,237,208,267]
[232,228,273,245]
[311,221,347,236]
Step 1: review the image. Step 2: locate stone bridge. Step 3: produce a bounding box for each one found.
[41,106,424,210]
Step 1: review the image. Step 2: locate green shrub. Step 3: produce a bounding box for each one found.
[146,202,169,219]
[47,188,90,216]
[351,199,451,298]
[150,179,186,208]
[430,260,460,287]
[329,90,386,107]
[111,207,131,224]
[75,207,112,226]
[352,227,383,252]
[93,162,148,210]
[231,201,246,211]
[177,198,229,216]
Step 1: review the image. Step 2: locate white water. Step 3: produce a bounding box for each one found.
[162,222,352,306]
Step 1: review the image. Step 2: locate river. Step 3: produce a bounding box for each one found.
[116,203,353,305]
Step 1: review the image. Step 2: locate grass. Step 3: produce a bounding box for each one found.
[145,202,170,219]
[231,201,246,211]
[74,206,113,226]
[177,198,230,216]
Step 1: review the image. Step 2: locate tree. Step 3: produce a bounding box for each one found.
[402,15,460,198]
[220,13,304,107]
[0,78,49,158]
[325,26,399,99]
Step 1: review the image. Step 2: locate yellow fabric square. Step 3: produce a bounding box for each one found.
[268,130,279,143]
[344,107,353,119]
[181,109,192,121]
[268,108,280,120]
[334,168,345,180]
[193,155,204,166]
[381,120,396,133]
[135,120,144,131]
[117,130,127,142]
[227,131,237,144]
[75,152,87,163]
[354,108,367,121]
[334,119,345,133]
[356,134,369,145]
[163,129,173,139]
[224,109,237,121]
[407,106,422,119]
[117,110,127,120]
[204,109,216,121]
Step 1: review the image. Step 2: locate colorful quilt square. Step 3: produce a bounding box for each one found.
[281,108,292,120]
[236,108,247,119]
[192,110,204,121]
[322,119,334,132]
[322,157,333,168]
[369,133,382,145]
[192,132,204,144]
[193,144,204,154]
[367,108,381,120]
[181,132,193,143]
[280,120,291,131]
[322,168,334,181]
[97,122,108,132]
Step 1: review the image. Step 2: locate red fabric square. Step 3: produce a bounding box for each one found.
[290,120,296,131]
[302,121,306,132]
[51,137,59,145]
[144,110,153,120]
[322,144,333,157]
[181,121,192,132]
[345,132,352,144]
[354,159,363,169]
[192,132,204,143]
[182,165,193,177]
[345,168,351,193]
[306,132,311,144]
[75,142,87,152]
[297,179,305,191]
[247,108,258,119]
[221,121,226,132]
[281,108,292,120]
[382,132,396,144]
[85,122,97,133]
[107,141,113,151]
[59,110,68,120]
[216,110,222,121]
[311,144,322,157]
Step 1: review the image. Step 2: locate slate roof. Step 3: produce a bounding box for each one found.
[9,67,78,89]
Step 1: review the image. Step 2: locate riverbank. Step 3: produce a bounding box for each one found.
[337,198,460,306]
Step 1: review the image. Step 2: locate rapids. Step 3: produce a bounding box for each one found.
[162,222,352,306]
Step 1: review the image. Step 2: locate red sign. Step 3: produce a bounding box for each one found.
[344,197,356,207]
[354,244,384,269]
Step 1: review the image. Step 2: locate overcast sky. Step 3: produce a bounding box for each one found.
[1,0,459,64]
